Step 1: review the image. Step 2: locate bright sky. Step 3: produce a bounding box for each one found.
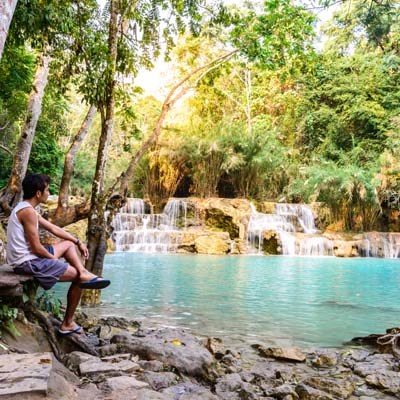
[98,0,337,98]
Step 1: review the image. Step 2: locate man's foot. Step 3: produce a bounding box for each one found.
[79,276,111,289]
[79,269,98,282]
[59,322,84,335]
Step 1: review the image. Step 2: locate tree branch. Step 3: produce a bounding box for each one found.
[0,143,12,156]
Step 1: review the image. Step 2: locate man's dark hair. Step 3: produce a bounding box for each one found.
[22,173,51,200]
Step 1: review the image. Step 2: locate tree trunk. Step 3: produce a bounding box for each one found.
[84,0,118,302]
[0,0,18,60]
[55,105,96,219]
[0,52,50,214]
[47,200,91,227]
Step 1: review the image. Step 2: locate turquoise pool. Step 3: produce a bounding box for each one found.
[55,253,400,348]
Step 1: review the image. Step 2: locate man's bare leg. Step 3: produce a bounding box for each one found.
[59,266,84,333]
[53,241,96,281]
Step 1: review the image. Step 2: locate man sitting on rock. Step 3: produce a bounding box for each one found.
[6,173,110,335]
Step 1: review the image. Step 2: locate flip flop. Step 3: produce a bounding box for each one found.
[79,276,111,289]
[58,325,83,336]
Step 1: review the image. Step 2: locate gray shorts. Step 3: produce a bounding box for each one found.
[13,246,68,290]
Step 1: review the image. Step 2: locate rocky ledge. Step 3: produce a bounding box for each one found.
[1,315,400,399]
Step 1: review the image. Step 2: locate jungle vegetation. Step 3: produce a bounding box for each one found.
[0,0,399,274]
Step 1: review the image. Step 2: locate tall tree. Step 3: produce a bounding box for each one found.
[72,0,218,304]
[0,0,98,212]
[0,0,18,60]
[0,52,50,213]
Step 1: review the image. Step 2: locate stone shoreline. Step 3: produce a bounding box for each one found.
[1,313,399,399]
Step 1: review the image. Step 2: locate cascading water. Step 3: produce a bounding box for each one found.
[111,198,189,253]
[275,204,316,233]
[247,203,334,256]
[360,232,400,259]
[111,199,399,258]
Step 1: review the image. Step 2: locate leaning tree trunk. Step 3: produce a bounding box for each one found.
[82,0,118,305]
[54,105,96,221]
[0,52,50,214]
[0,0,18,60]
[86,50,236,275]
[82,50,237,305]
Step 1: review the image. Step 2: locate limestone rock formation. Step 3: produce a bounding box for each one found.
[110,327,214,378]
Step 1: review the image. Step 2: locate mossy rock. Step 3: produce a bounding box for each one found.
[257,202,276,214]
[261,231,279,255]
[205,208,239,240]
[64,219,88,242]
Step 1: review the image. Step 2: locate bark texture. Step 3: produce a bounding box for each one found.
[0,0,18,60]
[0,53,50,214]
[85,0,118,281]
[55,105,96,219]
[47,201,91,227]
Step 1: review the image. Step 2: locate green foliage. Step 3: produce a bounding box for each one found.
[231,0,316,74]
[1,0,399,232]
[288,156,381,231]
[0,302,19,337]
[323,0,400,54]
[36,290,62,319]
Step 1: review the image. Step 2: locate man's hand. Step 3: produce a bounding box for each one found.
[77,242,89,260]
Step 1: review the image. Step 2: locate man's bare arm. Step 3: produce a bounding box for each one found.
[39,215,89,259]
[39,216,78,243]
[18,208,56,259]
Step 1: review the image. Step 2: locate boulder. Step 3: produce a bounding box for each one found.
[264,383,299,399]
[194,232,231,254]
[0,264,34,297]
[101,375,149,391]
[143,371,179,390]
[79,358,140,379]
[295,384,334,400]
[215,372,262,400]
[1,319,52,354]
[163,383,219,400]
[188,198,252,240]
[202,337,226,360]
[253,345,306,362]
[138,360,164,372]
[261,230,279,255]
[302,376,355,398]
[176,231,233,254]
[63,351,99,373]
[110,328,214,378]
[332,240,360,257]
[310,351,338,368]
[136,388,175,400]
[0,352,79,400]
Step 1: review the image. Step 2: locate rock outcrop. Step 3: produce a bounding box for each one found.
[1,315,400,399]
[110,327,214,378]
[0,264,34,297]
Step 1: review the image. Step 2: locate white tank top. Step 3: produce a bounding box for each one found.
[6,201,39,266]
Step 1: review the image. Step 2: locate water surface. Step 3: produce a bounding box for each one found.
[55,253,400,348]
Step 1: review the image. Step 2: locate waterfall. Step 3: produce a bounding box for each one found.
[275,204,316,233]
[299,236,334,256]
[111,198,188,253]
[247,203,333,256]
[361,233,400,258]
